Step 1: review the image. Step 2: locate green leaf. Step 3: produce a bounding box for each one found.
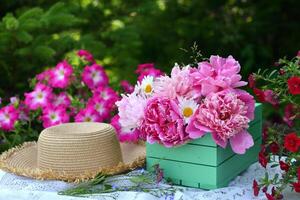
[18,8,43,22]
[33,46,56,60]
[16,31,33,43]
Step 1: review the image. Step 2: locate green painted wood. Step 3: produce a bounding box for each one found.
[146,137,261,189]
[189,103,262,146]
[146,116,262,166]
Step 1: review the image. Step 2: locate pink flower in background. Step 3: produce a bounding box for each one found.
[18,101,29,121]
[120,80,134,93]
[82,64,109,89]
[0,105,19,131]
[140,97,188,147]
[283,104,298,127]
[135,63,163,82]
[186,90,254,154]
[154,64,197,99]
[36,69,52,83]
[41,105,69,128]
[191,55,247,96]
[116,93,147,137]
[75,107,102,122]
[253,88,278,106]
[52,92,71,108]
[77,50,95,63]
[24,83,53,110]
[49,60,73,88]
[111,115,139,142]
[87,96,111,120]
[93,86,119,107]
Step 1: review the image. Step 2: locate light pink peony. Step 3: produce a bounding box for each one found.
[186,89,255,154]
[49,60,73,88]
[116,92,147,134]
[77,49,95,63]
[24,83,53,110]
[140,97,188,147]
[191,55,247,96]
[110,115,139,142]
[41,105,69,128]
[0,105,19,131]
[82,64,109,89]
[154,65,197,99]
[75,107,102,122]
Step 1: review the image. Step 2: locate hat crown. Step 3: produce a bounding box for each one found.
[37,122,123,175]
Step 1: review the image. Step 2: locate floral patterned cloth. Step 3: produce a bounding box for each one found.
[0,162,299,200]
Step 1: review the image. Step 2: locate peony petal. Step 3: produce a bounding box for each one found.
[186,120,207,139]
[230,130,254,154]
[211,132,227,148]
[201,82,218,96]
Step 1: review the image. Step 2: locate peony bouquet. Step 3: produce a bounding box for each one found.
[114,55,256,154]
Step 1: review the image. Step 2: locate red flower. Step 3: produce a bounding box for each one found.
[284,132,300,152]
[254,88,265,102]
[248,74,256,88]
[265,193,275,200]
[259,146,269,168]
[283,104,298,127]
[287,76,300,95]
[253,180,260,196]
[297,167,300,181]
[262,186,268,193]
[293,182,300,193]
[253,88,278,106]
[279,161,290,172]
[269,142,279,154]
[297,50,300,58]
[279,69,285,75]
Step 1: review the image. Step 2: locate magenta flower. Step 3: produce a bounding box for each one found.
[52,92,71,108]
[49,60,73,88]
[24,83,53,110]
[110,115,139,142]
[87,96,111,120]
[82,64,109,89]
[135,63,155,74]
[93,86,119,107]
[154,64,197,99]
[186,90,255,154]
[0,105,19,131]
[135,63,163,82]
[36,69,52,83]
[75,107,102,122]
[41,105,69,128]
[120,80,134,93]
[18,101,29,121]
[77,50,95,63]
[140,97,188,147]
[191,55,247,96]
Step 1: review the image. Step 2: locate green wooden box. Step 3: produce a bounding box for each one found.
[146,103,262,190]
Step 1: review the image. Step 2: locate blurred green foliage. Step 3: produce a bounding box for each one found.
[0,0,299,99]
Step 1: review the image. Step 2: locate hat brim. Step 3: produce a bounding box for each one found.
[0,141,145,182]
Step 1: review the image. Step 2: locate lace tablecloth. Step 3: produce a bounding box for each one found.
[0,162,299,200]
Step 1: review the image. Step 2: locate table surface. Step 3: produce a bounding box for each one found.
[0,161,299,200]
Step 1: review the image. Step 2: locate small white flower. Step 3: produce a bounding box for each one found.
[179,97,198,124]
[141,76,154,95]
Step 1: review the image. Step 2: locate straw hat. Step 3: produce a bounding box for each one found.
[0,122,145,182]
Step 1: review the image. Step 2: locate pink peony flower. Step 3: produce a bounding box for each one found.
[41,105,69,128]
[0,105,19,131]
[140,97,188,147]
[36,69,52,83]
[116,92,147,135]
[120,80,134,93]
[135,63,163,82]
[111,115,139,142]
[52,92,71,108]
[75,107,102,122]
[93,86,119,107]
[191,55,247,96]
[154,64,197,99]
[186,90,255,154]
[24,83,53,110]
[49,60,73,88]
[87,96,111,120]
[77,50,95,63]
[82,64,109,89]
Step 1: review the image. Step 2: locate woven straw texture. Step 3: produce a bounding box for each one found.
[0,123,145,182]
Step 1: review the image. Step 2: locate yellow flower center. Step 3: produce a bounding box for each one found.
[85,117,92,122]
[37,92,43,99]
[144,84,152,93]
[183,107,193,117]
